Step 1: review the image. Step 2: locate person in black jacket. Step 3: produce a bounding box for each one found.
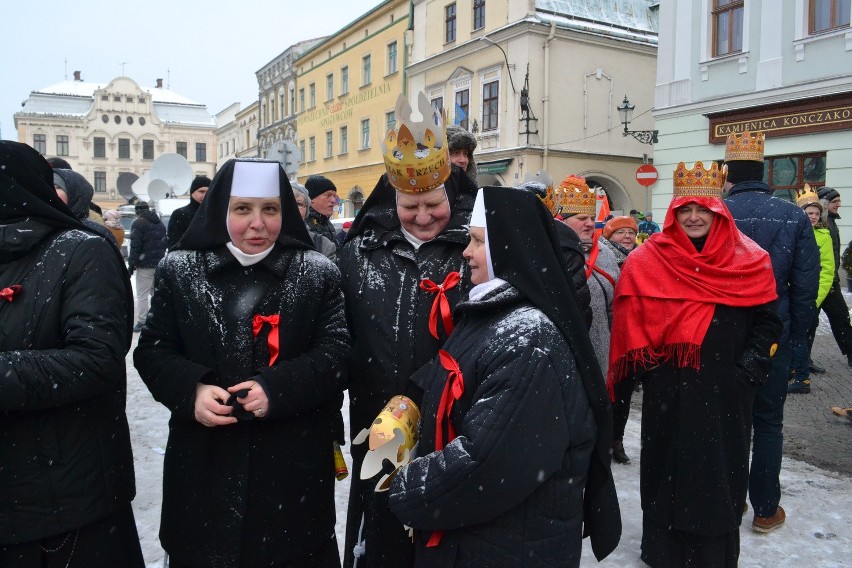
[128,201,167,332]
[0,141,143,567]
[814,186,852,367]
[133,158,351,568]
[166,175,210,249]
[340,93,477,568]
[389,187,621,566]
[306,174,340,250]
[53,167,117,245]
[723,130,819,533]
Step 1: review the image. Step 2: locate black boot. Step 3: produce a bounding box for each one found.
[787,378,811,394]
[613,439,630,464]
[809,360,826,374]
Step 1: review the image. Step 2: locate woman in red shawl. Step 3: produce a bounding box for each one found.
[608,161,781,567]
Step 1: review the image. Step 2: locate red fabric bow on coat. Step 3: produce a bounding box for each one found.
[426,349,466,548]
[0,285,22,302]
[419,271,461,339]
[252,314,281,366]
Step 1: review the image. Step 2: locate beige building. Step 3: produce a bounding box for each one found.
[408,0,659,213]
[14,73,217,205]
[215,101,260,169]
[294,0,409,216]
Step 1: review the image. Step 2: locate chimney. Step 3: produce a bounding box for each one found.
[73,70,81,81]
[156,78,163,88]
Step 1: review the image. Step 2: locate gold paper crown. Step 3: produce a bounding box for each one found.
[672,161,726,198]
[521,170,561,216]
[559,174,595,215]
[382,93,451,194]
[725,130,765,162]
[796,183,821,208]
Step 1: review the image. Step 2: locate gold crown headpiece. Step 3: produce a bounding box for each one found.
[725,130,765,162]
[672,161,726,198]
[559,174,595,215]
[381,93,451,194]
[796,183,821,208]
[520,170,561,216]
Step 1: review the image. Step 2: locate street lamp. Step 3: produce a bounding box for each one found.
[617,95,658,145]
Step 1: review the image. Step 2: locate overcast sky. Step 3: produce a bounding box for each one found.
[0,0,384,140]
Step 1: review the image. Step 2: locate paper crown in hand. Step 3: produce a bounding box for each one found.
[796,183,821,208]
[672,161,726,198]
[559,174,595,215]
[725,130,765,162]
[382,93,451,194]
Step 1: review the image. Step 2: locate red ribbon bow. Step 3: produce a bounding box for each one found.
[419,271,461,339]
[252,314,281,366]
[427,349,466,548]
[0,285,22,302]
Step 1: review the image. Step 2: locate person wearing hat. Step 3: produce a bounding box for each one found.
[336,219,352,249]
[305,174,340,250]
[610,161,781,566]
[166,175,211,249]
[812,185,852,367]
[637,210,660,235]
[388,186,621,566]
[53,167,117,245]
[603,215,639,266]
[446,124,478,182]
[788,185,835,394]
[339,93,478,568]
[723,130,819,533]
[0,141,144,567]
[134,158,351,567]
[128,200,167,332]
[292,181,337,262]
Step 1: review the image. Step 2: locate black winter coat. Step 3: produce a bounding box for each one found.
[165,198,199,249]
[827,211,841,280]
[129,210,167,269]
[389,283,596,567]
[133,245,350,568]
[0,221,135,545]
[725,182,819,343]
[554,220,593,326]
[308,209,339,251]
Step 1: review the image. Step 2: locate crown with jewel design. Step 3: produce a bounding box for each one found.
[520,170,562,216]
[672,161,727,198]
[559,175,595,215]
[796,183,821,208]
[725,130,765,162]
[381,93,451,194]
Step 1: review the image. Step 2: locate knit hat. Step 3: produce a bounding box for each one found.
[603,216,638,240]
[135,201,150,214]
[305,175,337,199]
[818,186,839,202]
[190,175,212,194]
[47,157,72,169]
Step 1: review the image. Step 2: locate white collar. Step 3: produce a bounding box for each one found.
[226,242,274,266]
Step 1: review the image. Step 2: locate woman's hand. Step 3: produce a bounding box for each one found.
[228,379,270,419]
[195,384,239,427]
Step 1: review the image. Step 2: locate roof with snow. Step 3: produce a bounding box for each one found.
[18,78,215,126]
[535,0,658,45]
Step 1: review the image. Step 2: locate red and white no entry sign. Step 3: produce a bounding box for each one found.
[635,164,658,187]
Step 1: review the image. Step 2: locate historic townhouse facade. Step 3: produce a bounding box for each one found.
[14,73,216,203]
[654,0,852,243]
[408,0,659,213]
[215,101,260,169]
[294,0,409,217]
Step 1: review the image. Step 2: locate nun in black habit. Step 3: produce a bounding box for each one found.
[133,158,351,568]
[388,187,621,567]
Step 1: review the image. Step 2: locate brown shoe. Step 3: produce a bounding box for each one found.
[831,406,852,417]
[752,506,786,533]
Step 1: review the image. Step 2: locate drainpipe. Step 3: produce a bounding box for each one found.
[542,21,556,172]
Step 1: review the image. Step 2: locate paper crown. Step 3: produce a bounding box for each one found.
[559,174,595,215]
[725,130,765,162]
[673,161,727,198]
[796,183,821,208]
[520,170,561,216]
[382,93,451,194]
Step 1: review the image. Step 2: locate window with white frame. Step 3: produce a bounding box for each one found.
[340,126,348,154]
[361,118,371,149]
[33,134,46,154]
[431,97,444,113]
[446,3,457,42]
[299,88,305,112]
[326,131,333,157]
[712,0,744,57]
[385,111,396,133]
[56,135,69,156]
[810,0,851,34]
[455,89,470,130]
[326,74,334,101]
[341,66,349,95]
[94,171,106,193]
[299,140,306,163]
[473,0,486,30]
[309,83,316,108]
[362,55,372,86]
[308,136,316,161]
[387,41,398,75]
[482,80,499,131]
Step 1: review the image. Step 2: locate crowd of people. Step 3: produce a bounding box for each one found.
[1,92,849,567]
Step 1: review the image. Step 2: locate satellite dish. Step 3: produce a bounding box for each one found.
[131,171,150,203]
[149,153,193,196]
[117,172,139,202]
[147,179,171,204]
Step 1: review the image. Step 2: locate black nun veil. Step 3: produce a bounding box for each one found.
[479,186,621,561]
[175,158,313,252]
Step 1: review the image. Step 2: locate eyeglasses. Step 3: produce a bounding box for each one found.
[612,229,637,237]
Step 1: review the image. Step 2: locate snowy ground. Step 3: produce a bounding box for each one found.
[127,345,851,568]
